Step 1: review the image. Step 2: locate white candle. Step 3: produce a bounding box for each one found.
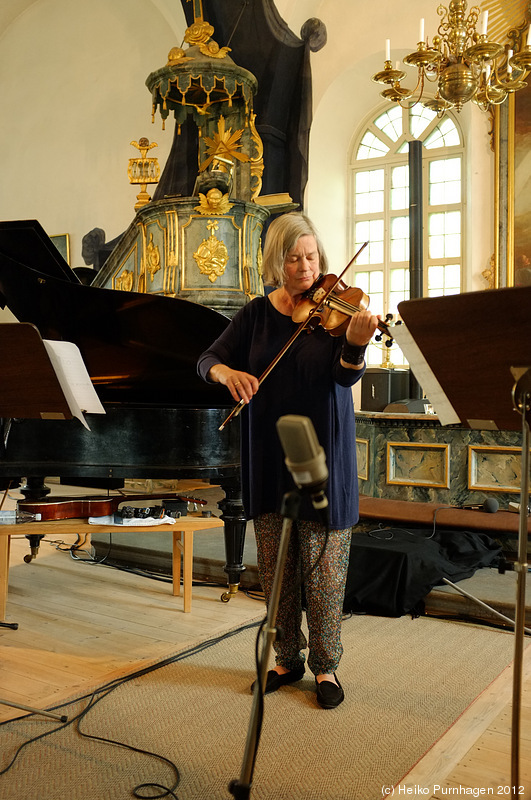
[507,49,513,74]
[419,18,425,43]
[479,10,488,36]
[386,39,391,61]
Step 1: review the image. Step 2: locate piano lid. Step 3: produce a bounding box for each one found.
[0,219,81,284]
[0,220,234,407]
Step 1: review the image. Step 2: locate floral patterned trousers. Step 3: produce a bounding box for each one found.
[253,512,352,676]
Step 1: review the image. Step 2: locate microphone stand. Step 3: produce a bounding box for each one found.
[228,490,301,800]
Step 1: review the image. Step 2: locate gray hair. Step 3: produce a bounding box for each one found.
[262,212,329,287]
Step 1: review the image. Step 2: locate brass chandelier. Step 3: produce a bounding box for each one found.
[372,0,531,113]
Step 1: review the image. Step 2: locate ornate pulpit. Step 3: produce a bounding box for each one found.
[92,2,292,316]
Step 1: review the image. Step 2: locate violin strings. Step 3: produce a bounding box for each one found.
[324,295,391,333]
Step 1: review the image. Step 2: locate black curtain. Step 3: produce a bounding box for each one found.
[153,0,326,209]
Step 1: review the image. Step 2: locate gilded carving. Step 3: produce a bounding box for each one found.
[200,116,250,173]
[167,46,193,65]
[146,233,161,281]
[248,111,264,201]
[195,187,233,215]
[243,261,251,297]
[184,21,231,59]
[193,219,229,282]
[116,269,134,292]
[483,254,496,289]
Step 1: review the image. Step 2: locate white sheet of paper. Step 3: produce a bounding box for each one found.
[43,339,105,430]
[390,324,460,426]
[88,515,177,526]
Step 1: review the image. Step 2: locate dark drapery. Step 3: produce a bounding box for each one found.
[153,0,326,209]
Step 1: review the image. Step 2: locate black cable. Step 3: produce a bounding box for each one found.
[0,619,262,797]
[46,536,250,592]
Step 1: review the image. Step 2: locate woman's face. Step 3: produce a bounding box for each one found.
[283,235,320,297]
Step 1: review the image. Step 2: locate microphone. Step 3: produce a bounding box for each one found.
[276,415,329,526]
[461,498,499,513]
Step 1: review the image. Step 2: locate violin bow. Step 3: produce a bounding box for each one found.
[218,242,369,431]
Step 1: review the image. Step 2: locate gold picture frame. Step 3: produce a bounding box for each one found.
[468,444,527,493]
[494,2,531,287]
[386,442,450,489]
[50,233,70,266]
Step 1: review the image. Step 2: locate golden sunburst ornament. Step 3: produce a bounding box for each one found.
[200,116,250,172]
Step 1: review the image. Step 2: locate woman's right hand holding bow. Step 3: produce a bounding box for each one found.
[208,364,259,404]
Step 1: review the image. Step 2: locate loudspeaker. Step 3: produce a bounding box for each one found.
[360,368,410,412]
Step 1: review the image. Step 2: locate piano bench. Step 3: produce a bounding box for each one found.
[0,515,224,619]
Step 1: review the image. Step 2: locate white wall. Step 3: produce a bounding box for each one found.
[0,0,496,294]
[0,0,184,268]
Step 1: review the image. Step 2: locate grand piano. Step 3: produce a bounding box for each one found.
[0,219,247,599]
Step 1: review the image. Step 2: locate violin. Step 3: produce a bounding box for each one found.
[17,492,207,521]
[292,273,394,340]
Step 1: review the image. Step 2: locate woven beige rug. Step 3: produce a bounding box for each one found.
[0,614,519,800]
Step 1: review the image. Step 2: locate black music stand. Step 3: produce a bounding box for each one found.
[0,323,74,421]
[395,285,531,794]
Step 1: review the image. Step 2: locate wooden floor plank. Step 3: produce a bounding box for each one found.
[0,533,263,722]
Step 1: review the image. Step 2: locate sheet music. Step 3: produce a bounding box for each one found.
[43,340,105,430]
[391,324,460,426]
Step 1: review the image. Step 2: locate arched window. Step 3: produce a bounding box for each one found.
[348,104,464,366]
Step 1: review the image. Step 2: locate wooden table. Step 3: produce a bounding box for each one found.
[0,515,224,620]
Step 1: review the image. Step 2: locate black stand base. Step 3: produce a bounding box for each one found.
[228,490,301,800]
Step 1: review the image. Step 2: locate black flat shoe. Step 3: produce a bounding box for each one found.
[251,665,305,694]
[315,674,344,709]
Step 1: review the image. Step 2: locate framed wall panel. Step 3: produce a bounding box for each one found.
[387,442,450,488]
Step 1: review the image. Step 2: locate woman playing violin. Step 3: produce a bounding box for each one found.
[197,212,379,709]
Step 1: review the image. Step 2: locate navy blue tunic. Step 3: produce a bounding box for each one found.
[197,296,365,529]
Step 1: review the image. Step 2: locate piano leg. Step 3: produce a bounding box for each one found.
[19,476,51,562]
[218,476,247,603]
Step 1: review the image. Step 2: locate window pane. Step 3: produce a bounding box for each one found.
[390,216,409,262]
[424,117,460,148]
[428,212,461,258]
[429,158,461,205]
[427,263,461,295]
[409,104,436,138]
[427,264,461,294]
[353,271,370,294]
[352,270,384,315]
[391,165,409,210]
[357,131,390,159]
[355,219,384,264]
[390,267,408,291]
[369,271,384,293]
[355,169,384,213]
[374,107,403,141]
[445,263,461,286]
[389,268,408,317]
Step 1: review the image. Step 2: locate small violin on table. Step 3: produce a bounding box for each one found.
[17,493,207,521]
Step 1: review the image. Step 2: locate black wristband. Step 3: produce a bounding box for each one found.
[341,341,367,366]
